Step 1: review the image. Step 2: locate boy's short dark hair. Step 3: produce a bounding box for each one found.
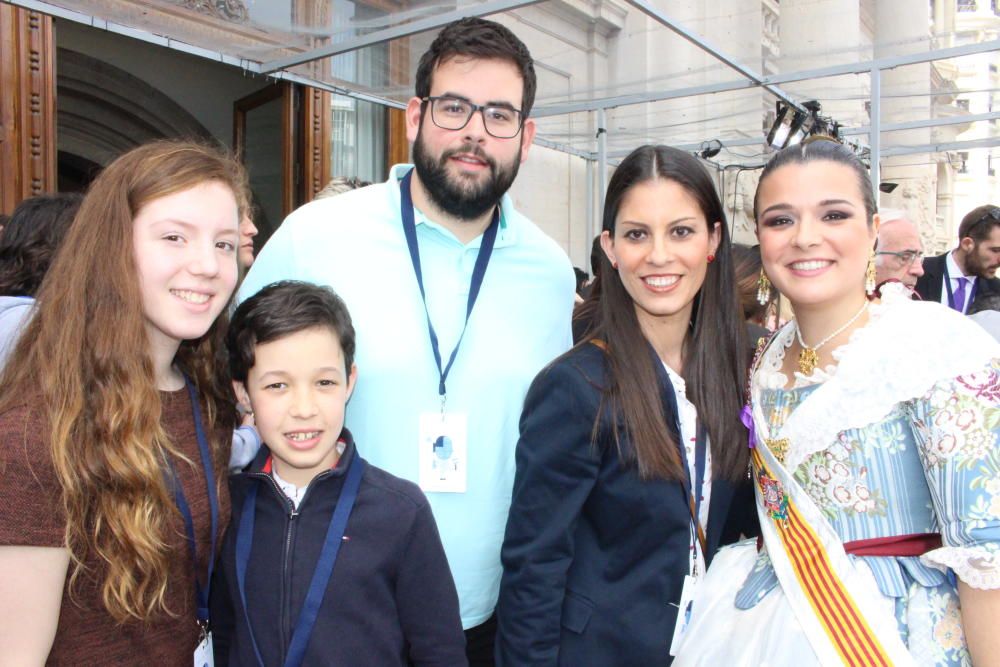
[228,281,356,383]
[415,17,537,118]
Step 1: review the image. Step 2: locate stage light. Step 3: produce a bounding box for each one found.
[699,139,722,159]
[786,114,814,147]
[766,101,839,150]
[767,103,800,150]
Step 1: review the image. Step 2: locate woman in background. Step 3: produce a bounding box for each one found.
[0,192,82,367]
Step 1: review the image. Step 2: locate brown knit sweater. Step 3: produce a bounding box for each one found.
[0,388,230,666]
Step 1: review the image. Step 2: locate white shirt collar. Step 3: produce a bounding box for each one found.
[947,249,976,283]
[271,467,307,510]
[269,440,347,510]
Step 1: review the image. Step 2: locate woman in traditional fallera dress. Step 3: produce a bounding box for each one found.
[675,139,1000,667]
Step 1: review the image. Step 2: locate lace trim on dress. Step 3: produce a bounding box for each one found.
[753,283,999,471]
[923,544,1000,590]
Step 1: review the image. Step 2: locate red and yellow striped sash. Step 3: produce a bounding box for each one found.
[752,447,893,667]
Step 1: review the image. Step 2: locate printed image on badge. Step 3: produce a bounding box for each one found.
[419,412,467,493]
[433,434,454,473]
[193,631,214,667]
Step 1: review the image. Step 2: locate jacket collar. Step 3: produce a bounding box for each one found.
[242,427,358,480]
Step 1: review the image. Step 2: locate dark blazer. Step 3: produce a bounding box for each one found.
[915,252,1000,310]
[495,342,748,667]
[210,431,467,667]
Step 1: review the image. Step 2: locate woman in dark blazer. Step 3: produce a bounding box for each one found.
[496,145,752,666]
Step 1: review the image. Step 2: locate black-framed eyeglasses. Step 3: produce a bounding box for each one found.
[422,96,524,139]
[875,249,923,267]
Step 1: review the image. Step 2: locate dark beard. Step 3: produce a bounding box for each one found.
[966,246,997,279]
[412,129,520,222]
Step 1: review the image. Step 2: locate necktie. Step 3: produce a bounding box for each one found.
[953,276,969,313]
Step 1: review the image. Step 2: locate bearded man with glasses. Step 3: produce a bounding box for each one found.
[238,17,575,667]
[917,204,1000,314]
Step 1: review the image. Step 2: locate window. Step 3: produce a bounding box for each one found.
[327,0,388,183]
[332,97,386,184]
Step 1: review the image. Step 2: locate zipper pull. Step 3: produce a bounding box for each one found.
[289,509,299,520]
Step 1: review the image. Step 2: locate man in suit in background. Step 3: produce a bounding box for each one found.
[916,204,1000,313]
[874,208,924,292]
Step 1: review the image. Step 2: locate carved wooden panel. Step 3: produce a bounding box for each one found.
[302,87,331,200]
[0,5,56,212]
[387,107,410,167]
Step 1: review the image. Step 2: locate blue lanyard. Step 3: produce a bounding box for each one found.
[399,169,499,400]
[235,455,366,667]
[693,422,707,533]
[943,261,977,313]
[163,376,219,627]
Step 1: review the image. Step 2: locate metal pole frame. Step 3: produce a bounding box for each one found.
[600,111,1000,160]
[532,38,1000,118]
[596,108,608,232]
[881,137,1000,158]
[6,0,264,71]
[261,0,547,73]
[618,0,805,113]
[870,67,881,200]
[10,0,1000,169]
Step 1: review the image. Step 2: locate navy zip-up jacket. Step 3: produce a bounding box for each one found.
[210,430,467,666]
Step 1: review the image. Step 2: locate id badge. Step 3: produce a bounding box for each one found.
[668,575,699,656]
[418,412,467,493]
[193,631,214,667]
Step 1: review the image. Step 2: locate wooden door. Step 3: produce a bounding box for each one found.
[0,5,56,213]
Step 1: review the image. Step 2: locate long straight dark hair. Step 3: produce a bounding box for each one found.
[591,145,747,482]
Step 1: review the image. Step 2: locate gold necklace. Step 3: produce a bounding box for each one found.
[794,301,869,375]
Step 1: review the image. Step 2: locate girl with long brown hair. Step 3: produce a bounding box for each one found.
[0,140,244,664]
[495,145,748,666]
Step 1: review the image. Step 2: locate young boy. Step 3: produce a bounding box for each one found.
[211,281,467,666]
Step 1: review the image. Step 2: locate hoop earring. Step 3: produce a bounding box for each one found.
[865,248,877,296]
[756,268,772,305]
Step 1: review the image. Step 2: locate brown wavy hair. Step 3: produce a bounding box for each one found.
[0,140,244,622]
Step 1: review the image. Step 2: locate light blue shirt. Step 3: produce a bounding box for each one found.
[239,164,575,627]
[0,296,35,370]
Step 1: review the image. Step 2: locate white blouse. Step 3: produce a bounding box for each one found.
[663,363,712,574]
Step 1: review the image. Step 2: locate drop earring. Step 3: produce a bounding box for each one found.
[756,268,772,305]
[865,249,877,296]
